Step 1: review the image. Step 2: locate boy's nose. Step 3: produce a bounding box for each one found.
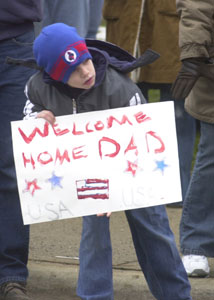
[80,66,89,77]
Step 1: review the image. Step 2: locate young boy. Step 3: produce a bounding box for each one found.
[23,23,192,300]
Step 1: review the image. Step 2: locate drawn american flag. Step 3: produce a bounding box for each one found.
[76,179,109,200]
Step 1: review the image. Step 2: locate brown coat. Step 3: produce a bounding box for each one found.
[177,0,214,123]
[103,0,181,83]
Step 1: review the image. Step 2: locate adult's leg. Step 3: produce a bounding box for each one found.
[77,215,113,300]
[159,84,196,201]
[125,206,192,300]
[0,30,35,285]
[87,0,104,38]
[138,82,196,202]
[137,81,150,101]
[42,0,90,37]
[180,121,214,256]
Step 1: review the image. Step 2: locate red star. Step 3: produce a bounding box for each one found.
[23,179,41,196]
[125,160,139,177]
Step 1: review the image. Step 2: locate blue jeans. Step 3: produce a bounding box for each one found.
[138,82,196,201]
[41,0,104,38]
[0,30,36,285]
[77,206,192,300]
[87,0,105,38]
[180,121,214,257]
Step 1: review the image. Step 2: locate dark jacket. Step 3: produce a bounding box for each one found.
[176,0,214,123]
[23,40,159,118]
[0,0,42,41]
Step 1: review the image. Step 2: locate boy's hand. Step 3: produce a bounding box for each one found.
[37,110,56,125]
[97,212,112,218]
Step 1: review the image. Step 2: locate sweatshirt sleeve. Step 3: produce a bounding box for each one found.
[176,0,214,60]
[23,79,44,120]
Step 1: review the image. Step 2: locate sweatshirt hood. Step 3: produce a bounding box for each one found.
[6,39,160,98]
[44,40,160,98]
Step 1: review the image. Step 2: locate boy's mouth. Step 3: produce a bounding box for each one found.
[84,76,94,86]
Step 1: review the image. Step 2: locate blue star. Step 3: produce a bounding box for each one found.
[47,172,63,189]
[154,159,168,175]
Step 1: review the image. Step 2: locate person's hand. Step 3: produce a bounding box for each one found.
[97,212,112,218]
[171,58,214,100]
[37,110,56,125]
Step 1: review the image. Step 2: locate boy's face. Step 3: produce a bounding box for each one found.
[67,59,96,89]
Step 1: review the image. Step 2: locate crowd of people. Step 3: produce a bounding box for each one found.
[0,0,213,299]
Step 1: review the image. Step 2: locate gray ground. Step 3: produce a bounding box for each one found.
[28,208,214,299]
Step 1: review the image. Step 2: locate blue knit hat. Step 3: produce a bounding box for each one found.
[33,23,92,83]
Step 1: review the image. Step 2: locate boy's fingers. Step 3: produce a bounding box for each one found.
[37,110,56,125]
[97,212,112,218]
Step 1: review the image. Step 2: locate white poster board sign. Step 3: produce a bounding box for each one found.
[11,101,182,224]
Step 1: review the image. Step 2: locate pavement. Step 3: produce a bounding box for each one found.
[28,207,214,300]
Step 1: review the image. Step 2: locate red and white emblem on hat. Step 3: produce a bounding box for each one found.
[64,49,77,63]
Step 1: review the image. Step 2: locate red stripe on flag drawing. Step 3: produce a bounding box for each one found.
[76,179,109,200]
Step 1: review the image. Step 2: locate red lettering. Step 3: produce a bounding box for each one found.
[22,153,35,169]
[52,123,70,136]
[37,151,53,165]
[94,121,105,131]
[134,111,151,123]
[18,121,49,144]
[107,115,133,128]
[72,122,84,135]
[86,122,94,133]
[55,148,71,164]
[72,146,88,159]
[146,131,165,153]
[99,137,120,159]
[124,136,138,156]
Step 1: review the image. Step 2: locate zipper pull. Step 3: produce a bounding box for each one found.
[72,99,77,114]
